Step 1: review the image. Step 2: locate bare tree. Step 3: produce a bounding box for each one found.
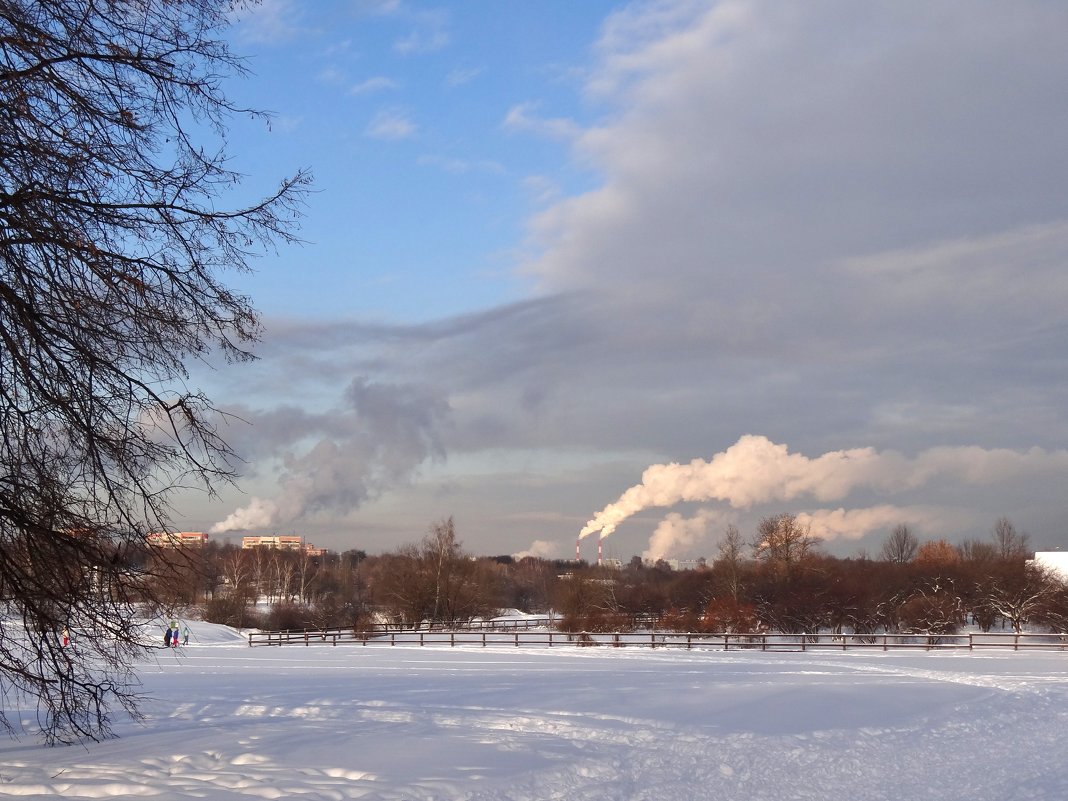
[880,524,919,563]
[992,517,1031,560]
[896,579,966,637]
[751,513,820,571]
[914,539,960,568]
[369,519,502,628]
[0,0,308,742]
[978,562,1060,634]
[958,539,999,565]
[715,523,745,600]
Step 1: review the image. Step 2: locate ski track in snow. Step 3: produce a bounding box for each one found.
[2,631,1068,800]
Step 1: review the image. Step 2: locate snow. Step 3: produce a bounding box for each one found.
[3,623,1068,799]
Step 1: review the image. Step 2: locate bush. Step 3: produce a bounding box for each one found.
[262,602,315,631]
[202,596,262,629]
[897,593,962,635]
[701,597,762,633]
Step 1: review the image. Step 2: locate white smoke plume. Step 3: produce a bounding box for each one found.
[210,497,278,534]
[513,539,562,561]
[582,434,1068,543]
[642,508,736,563]
[210,378,450,534]
[640,504,941,562]
[794,505,939,544]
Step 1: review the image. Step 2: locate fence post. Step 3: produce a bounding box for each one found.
[687,633,692,650]
[548,631,553,647]
[482,632,486,648]
[419,632,424,647]
[515,631,520,647]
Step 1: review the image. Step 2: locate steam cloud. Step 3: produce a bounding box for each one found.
[585,435,1068,556]
[211,378,450,534]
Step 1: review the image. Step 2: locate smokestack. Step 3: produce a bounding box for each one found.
[576,536,581,563]
[598,535,603,567]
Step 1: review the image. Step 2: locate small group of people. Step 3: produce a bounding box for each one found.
[164,619,191,647]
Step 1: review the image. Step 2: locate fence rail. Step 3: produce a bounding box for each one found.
[247,628,1068,652]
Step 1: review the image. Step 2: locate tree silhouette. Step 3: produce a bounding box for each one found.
[0,0,308,742]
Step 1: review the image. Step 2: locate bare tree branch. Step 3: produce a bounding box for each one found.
[0,0,308,743]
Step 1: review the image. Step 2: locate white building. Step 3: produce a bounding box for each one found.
[1031,552,1068,581]
[147,531,208,548]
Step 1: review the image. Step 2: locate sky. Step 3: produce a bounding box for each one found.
[177,0,1068,561]
[4,622,1068,798]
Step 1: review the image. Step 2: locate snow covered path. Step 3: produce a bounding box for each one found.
[2,631,1068,799]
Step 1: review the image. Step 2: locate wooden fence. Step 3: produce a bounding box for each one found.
[247,628,1068,652]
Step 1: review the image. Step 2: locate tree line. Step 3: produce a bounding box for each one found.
[147,515,1068,638]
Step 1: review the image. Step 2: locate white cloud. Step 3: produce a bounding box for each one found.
[394,29,449,54]
[502,103,582,141]
[521,175,561,206]
[365,108,416,140]
[231,0,311,44]
[392,8,451,54]
[446,67,483,87]
[417,154,505,175]
[317,67,347,85]
[351,76,400,95]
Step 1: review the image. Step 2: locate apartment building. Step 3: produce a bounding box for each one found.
[146,531,208,548]
[240,535,324,556]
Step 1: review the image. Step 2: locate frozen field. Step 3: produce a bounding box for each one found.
[2,623,1068,800]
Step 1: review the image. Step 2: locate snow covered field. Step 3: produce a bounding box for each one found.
[2,623,1068,800]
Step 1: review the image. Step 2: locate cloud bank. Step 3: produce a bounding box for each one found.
[200,2,1068,557]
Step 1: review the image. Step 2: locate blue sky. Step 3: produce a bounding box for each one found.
[223,0,617,322]
[181,1,1068,562]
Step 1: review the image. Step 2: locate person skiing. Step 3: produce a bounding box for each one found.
[182,626,190,646]
[169,619,179,647]
[61,628,70,647]
[164,625,173,647]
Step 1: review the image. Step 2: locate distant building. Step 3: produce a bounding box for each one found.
[1031,552,1068,580]
[146,531,208,548]
[242,535,302,551]
[663,558,707,572]
[241,535,323,555]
